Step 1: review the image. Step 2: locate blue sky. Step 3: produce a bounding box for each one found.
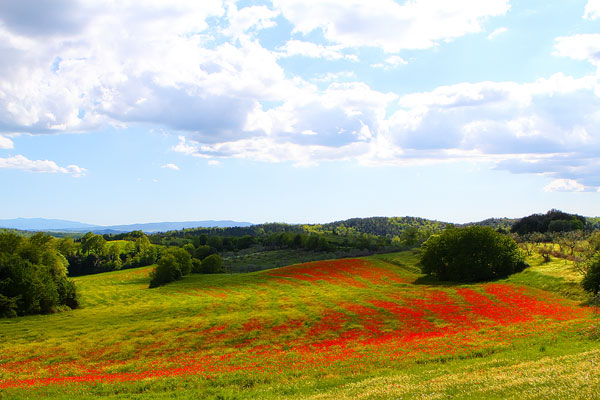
[1,0,599,225]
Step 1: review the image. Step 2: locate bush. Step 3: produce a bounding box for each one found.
[582,253,600,295]
[191,258,203,273]
[149,254,181,288]
[202,254,224,274]
[420,226,527,282]
[148,247,192,288]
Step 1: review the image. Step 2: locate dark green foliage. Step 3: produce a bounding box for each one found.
[511,209,585,235]
[149,254,181,288]
[420,226,526,282]
[148,247,192,288]
[194,245,213,260]
[581,253,600,295]
[191,258,203,273]
[168,247,192,276]
[0,232,79,318]
[201,254,224,274]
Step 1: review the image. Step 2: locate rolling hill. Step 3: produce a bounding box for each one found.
[0,251,598,399]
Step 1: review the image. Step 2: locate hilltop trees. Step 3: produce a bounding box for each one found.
[420,226,527,282]
[67,231,159,276]
[0,232,78,318]
[511,209,585,235]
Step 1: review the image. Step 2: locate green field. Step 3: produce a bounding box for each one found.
[1,252,599,399]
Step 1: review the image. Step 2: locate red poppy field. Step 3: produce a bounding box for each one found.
[0,252,598,399]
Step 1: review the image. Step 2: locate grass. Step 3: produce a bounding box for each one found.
[222,247,374,273]
[0,252,598,399]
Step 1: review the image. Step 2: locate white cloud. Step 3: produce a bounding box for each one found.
[1,0,599,193]
[387,73,600,187]
[277,40,356,60]
[488,27,507,40]
[0,136,14,149]
[554,34,600,66]
[385,55,408,67]
[312,71,357,82]
[223,3,279,39]
[0,154,86,176]
[544,179,586,192]
[372,55,408,69]
[584,0,600,19]
[161,163,179,171]
[274,0,510,52]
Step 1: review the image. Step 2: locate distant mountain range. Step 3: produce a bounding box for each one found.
[0,218,254,233]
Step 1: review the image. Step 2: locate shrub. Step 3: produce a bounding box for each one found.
[149,254,181,288]
[420,226,527,282]
[191,258,203,273]
[581,253,600,295]
[148,247,192,288]
[201,254,224,274]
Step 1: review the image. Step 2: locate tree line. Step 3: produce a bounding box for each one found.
[0,232,78,318]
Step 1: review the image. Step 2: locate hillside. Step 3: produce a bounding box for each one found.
[1,251,598,399]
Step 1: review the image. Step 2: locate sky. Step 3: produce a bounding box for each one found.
[1,0,599,225]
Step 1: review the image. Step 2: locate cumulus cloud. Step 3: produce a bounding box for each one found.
[0,135,13,149]
[544,179,586,192]
[312,71,357,82]
[554,34,600,66]
[161,163,179,171]
[584,0,600,19]
[1,0,599,192]
[277,40,356,61]
[371,55,408,69]
[0,155,86,176]
[387,74,600,187]
[0,0,240,135]
[223,2,279,39]
[274,0,510,52]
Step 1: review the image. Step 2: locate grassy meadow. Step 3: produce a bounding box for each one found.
[1,250,599,399]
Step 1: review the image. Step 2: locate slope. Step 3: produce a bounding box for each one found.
[0,252,598,399]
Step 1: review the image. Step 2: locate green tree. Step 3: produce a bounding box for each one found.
[201,254,224,274]
[56,237,76,258]
[80,232,106,256]
[581,253,600,295]
[194,245,212,260]
[420,226,527,282]
[0,232,78,318]
[149,254,181,288]
[107,243,122,269]
[148,247,192,288]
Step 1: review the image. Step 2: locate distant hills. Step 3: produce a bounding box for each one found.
[0,218,254,233]
[2,212,598,237]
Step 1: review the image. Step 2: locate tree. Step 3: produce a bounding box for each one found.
[80,232,106,256]
[107,243,122,269]
[56,237,76,258]
[148,247,192,288]
[0,232,78,318]
[580,253,600,295]
[149,254,181,288]
[420,226,527,282]
[201,254,224,274]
